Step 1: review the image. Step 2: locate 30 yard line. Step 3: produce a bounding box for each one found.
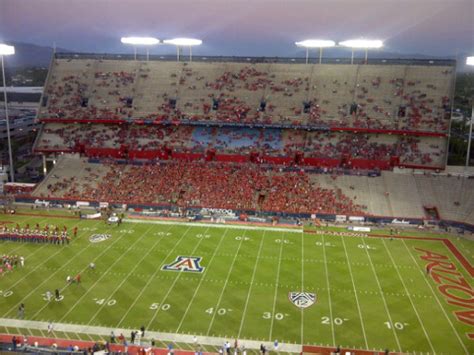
[145,226,209,330]
[340,236,368,349]
[401,239,469,354]
[237,230,266,338]
[268,232,285,342]
[205,230,246,336]
[321,234,336,346]
[2,220,105,318]
[360,238,401,352]
[300,229,304,345]
[175,229,229,333]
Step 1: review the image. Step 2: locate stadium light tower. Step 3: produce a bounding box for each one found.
[120,37,160,61]
[0,43,15,182]
[339,39,383,64]
[163,38,202,62]
[465,56,474,167]
[295,40,336,64]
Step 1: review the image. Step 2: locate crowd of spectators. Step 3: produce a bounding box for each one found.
[40,161,363,215]
[38,59,453,133]
[37,124,445,166]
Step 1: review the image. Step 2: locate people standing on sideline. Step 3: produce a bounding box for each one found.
[17,303,25,319]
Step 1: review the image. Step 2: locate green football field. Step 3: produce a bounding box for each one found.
[0,213,473,354]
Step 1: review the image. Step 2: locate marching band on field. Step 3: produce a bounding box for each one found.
[0,223,75,244]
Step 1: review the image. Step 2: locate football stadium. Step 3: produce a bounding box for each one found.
[0,2,474,354]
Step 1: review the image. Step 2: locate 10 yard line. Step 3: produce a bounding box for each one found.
[340,236,369,349]
[361,238,401,351]
[237,230,266,338]
[321,234,336,346]
[382,239,435,353]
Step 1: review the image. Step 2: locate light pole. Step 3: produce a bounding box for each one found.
[163,38,203,62]
[295,40,336,64]
[465,56,474,167]
[0,44,15,182]
[339,39,384,64]
[120,37,160,61]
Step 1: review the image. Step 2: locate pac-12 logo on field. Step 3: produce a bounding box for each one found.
[162,256,204,273]
[288,292,316,309]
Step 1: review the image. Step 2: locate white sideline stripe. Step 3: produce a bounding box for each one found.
[340,236,369,349]
[0,318,302,352]
[382,239,436,353]
[176,229,229,332]
[401,239,469,354]
[361,238,402,351]
[123,219,303,233]
[237,231,266,338]
[321,234,336,347]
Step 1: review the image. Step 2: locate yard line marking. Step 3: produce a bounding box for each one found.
[382,239,436,353]
[237,231,266,338]
[360,237,401,352]
[321,234,336,346]
[144,226,208,330]
[175,229,229,333]
[340,236,369,349]
[205,230,247,336]
[86,225,175,325]
[57,224,157,322]
[401,239,469,354]
[115,224,189,326]
[2,221,105,318]
[300,229,304,345]
[268,231,285,342]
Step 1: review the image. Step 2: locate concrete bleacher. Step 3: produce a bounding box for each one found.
[38,59,454,132]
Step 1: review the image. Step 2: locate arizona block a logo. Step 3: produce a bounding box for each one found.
[162,256,205,273]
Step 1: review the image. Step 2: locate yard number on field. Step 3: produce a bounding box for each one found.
[0,290,13,297]
[196,234,210,239]
[384,321,408,330]
[263,312,287,320]
[206,308,231,315]
[93,298,116,306]
[321,316,348,325]
[358,244,376,250]
[235,236,250,241]
[149,303,171,311]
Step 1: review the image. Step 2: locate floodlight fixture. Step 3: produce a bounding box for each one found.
[121,37,159,61]
[0,43,15,182]
[163,38,203,62]
[295,40,336,64]
[339,39,384,64]
[467,56,474,66]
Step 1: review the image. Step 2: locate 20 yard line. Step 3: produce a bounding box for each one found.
[175,229,229,333]
[321,234,336,346]
[360,238,401,351]
[237,230,266,338]
[382,239,435,353]
[340,236,368,349]
[401,239,469,354]
[205,230,247,336]
[268,232,285,342]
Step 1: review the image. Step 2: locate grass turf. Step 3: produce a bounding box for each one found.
[0,213,473,353]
